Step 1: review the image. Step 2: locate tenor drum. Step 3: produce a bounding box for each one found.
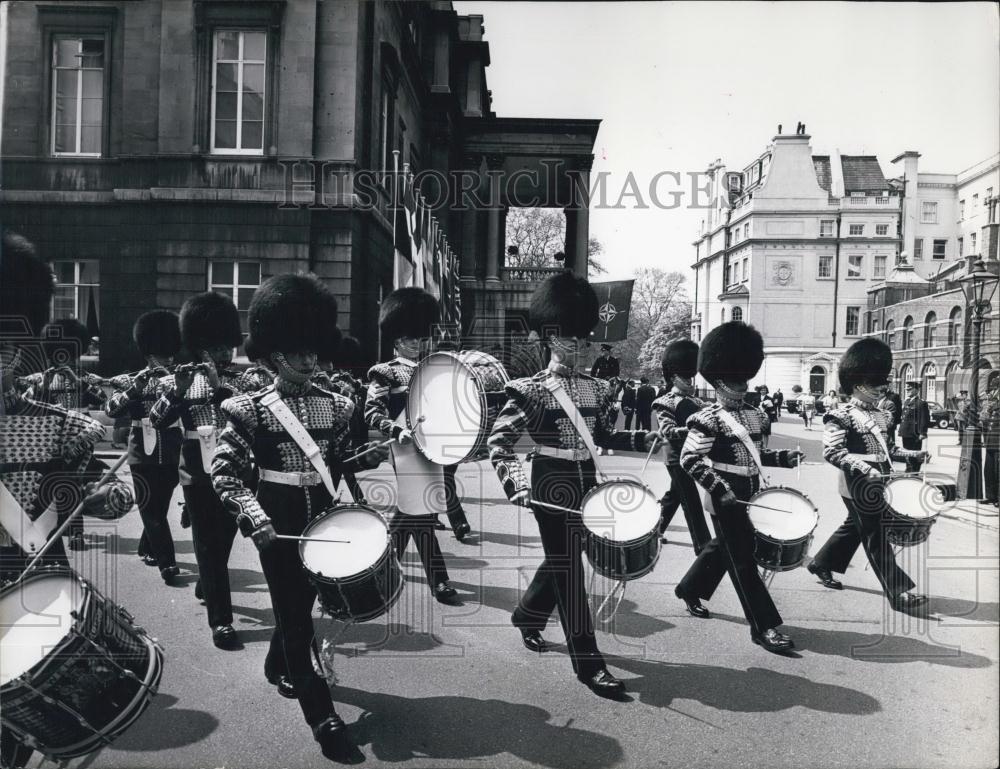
[300,505,403,622]
[406,350,509,465]
[746,487,819,571]
[883,477,942,547]
[0,568,164,760]
[581,480,662,581]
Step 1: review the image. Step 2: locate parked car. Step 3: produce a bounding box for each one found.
[928,401,956,429]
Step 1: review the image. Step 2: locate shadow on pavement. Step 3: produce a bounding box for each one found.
[471,529,544,549]
[109,694,219,752]
[335,686,623,768]
[930,595,999,623]
[328,621,450,655]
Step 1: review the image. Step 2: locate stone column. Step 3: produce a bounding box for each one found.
[485,154,504,283]
[571,156,593,278]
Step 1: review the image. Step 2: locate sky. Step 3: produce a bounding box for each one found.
[454,1,1000,281]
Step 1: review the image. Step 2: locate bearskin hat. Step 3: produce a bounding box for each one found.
[132,310,181,358]
[379,287,439,343]
[180,291,243,354]
[698,321,764,384]
[40,318,91,365]
[248,274,338,358]
[529,271,599,338]
[335,335,365,373]
[0,231,54,341]
[661,339,699,381]
[243,337,263,363]
[838,337,892,394]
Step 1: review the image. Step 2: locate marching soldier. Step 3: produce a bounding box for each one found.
[365,288,459,604]
[488,272,658,699]
[674,322,803,653]
[807,338,930,612]
[651,340,711,553]
[213,274,381,763]
[149,291,245,649]
[590,342,620,380]
[106,311,183,583]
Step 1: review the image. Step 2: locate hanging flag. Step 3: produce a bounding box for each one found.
[591,279,634,342]
[392,157,414,289]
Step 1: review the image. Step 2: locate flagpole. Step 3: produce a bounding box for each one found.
[391,150,400,289]
[605,284,611,340]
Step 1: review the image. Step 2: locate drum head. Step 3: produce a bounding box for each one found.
[581,481,661,542]
[301,506,390,579]
[885,478,942,520]
[748,488,818,540]
[408,352,485,464]
[0,572,81,686]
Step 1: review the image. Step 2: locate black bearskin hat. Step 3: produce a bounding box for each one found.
[335,335,365,373]
[0,230,54,341]
[180,291,243,354]
[248,274,337,358]
[40,318,91,365]
[379,287,439,343]
[243,337,263,363]
[133,310,181,358]
[529,271,599,338]
[838,337,892,394]
[661,339,699,381]
[698,321,764,384]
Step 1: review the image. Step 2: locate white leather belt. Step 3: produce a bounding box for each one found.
[534,445,591,461]
[711,461,755,476]
[259,468,322,487]
[185,427,218,471]
[847,453,881,461]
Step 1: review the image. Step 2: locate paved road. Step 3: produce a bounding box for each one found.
[50,415,997,769]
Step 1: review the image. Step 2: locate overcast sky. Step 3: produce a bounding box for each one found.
[454,1,1000,281]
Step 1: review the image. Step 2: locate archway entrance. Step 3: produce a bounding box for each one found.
[809,366,826,394]
[922,361,939,404]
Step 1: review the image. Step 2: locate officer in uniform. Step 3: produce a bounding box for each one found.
[899,381,930,472]
[590,342,620,380]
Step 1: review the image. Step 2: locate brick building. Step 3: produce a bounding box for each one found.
[0,0,597,375]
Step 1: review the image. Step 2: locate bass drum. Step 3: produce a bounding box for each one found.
[746,486,819,572]
[406,350,509,465]
[883,477,942,547]
[300,505,403,622]
[581,479,662,581]
[0,568,164,760]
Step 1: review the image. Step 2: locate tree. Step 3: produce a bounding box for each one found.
[504,207,606,276]
[615,268,691,379]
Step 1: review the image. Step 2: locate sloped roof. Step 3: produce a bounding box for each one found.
[841,155,889,192]
[812,156,832,192]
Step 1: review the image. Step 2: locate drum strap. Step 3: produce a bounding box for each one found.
[544,375,608,481]
[260,391,339,499]
[0,479,59,553]
[714,408,767,487]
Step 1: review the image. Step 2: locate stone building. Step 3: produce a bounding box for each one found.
[0,0,597,374]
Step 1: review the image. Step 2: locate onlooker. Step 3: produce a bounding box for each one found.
[773,388,784,416]
[821,389,839,414]
[621,380,637,429]
[635,377,657,431]
[980,380,999,507]
[954,390,970,446]
[899,381,930,472]
[799,390,817,430]
[759,389,775,449]
[880,388,902,447]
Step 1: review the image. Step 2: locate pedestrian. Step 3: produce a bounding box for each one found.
[621,379,637,429]
[899,381,930,472]
[980,380,999,507]
[954,390,970,446]
[880,387,902,447]
[589,342,620,380]
[759,389,775,449]
[773,388,784,417]
[799,389,816,430]
[635,377,656,431]
[822,389,839,413]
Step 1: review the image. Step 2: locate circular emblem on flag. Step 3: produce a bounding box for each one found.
[599,302,618,324]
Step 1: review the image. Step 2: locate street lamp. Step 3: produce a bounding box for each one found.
[957,258,999,500]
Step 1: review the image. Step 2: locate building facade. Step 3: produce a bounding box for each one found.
[0,0,597,375]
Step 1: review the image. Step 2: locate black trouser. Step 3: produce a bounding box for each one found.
[513,457,604,678]
[985,447,999,503]
[0,728,32,769]
[183,482,237,627]
[658,465,712,554]
[131,464,179,569]
[623,409,635,429]
[441,463,469,531]
[812,495,915,598]
[389,512,450,587]
[887,424,897,447]
[901,436,924,472]
[677,478,782,636]
[637,408,652,431]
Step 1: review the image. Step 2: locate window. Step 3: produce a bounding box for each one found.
[970,232,977,253]
[900,364,913,390]
[818,254,833,278]
[211,30,266,154]
[972,193,979,210]
[902,316,914,350]
[847,254,864,278]
[379,85,395,175]
[51,261,100,332]
[875,224,889,236]
[874,254,887,279]
[988,187,994,201]
[886,320,896,349]
[924,312,937,348]
[743,223,750,240]
[741,259,748,281]
[846,306,860,336]
[948,306,963,346]
[921,201,938,223]
[208,261,262,332]
[819,220,835,237]
[848,223,864,236]
[721,308,726,324]
[914,238,924,259]
[732,307,743,323]
[959,200,966,220]
[51,37,105,156]
[958,237,964,257]
[932,239,947,259]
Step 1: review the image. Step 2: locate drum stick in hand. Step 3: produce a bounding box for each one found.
[640,435,661,477]
[529,499,582,515]
[276,534,351,544]
[796,443,801,482]
[734,499,796,515]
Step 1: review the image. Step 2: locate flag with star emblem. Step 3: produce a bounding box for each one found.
[591,279,634,342]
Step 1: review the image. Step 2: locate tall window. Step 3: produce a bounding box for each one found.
[970,232,977,253]
[932,239,947,259]
[900,364,913,390]
[874,254,887,279]
[819,220,835,237]
[732,307,743,322]
[924,312,937,348]
[886,320,896,350]
[958,237,964,257]
[741,259,748,281]
[848,223,864,236]
[51,37,104,156]
[972,193,979,210]
[847,254,864,278]
[209,261,262,332]
[914,238,924,259]
[948,306,963,346]
[818,254,833,278]
[743,223,750,240]
[51,260,100,333]
[921,201,938,223]
[211,30,266,154]
[846,306,860,336]
[959,200,966,220]
[902,316,914,350]
[875,224,889,236]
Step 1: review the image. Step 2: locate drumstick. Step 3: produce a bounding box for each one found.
[276,534,351,544]
[529,499,582,515]
[640,435,661,477]
[343,437,395,464]
[796,444,801,482]
[733,499,797,515]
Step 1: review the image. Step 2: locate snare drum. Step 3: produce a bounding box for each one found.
[0,568,164,760]
[581,479,662,581]
[407,350,509,465]
[300,505,403,622]
[746,487,819,571]
[883,477,941,547]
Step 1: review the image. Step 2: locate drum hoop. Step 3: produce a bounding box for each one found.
[752,486,819,512]
[581,479,660,545]
[883,478,941,522]
[753,530,816,547]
